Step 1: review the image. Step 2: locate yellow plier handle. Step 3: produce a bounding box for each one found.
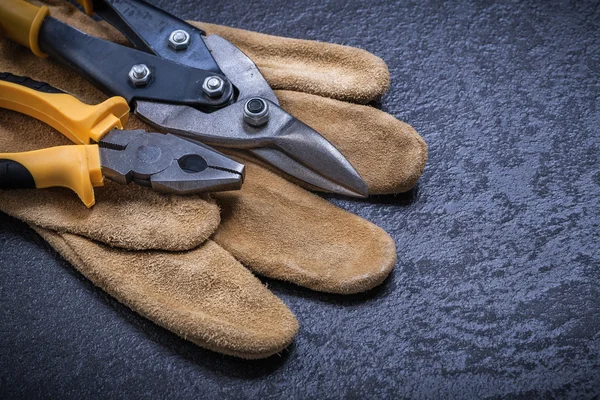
[0,145,103,208]
[0,2,128,145]
[0,73,129,207]
[0,73,129,144]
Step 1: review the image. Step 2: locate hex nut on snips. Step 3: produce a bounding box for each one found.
[202,76,225,97]
[128,64,151,86]
[244,98,270,127]
[168,29,190,50]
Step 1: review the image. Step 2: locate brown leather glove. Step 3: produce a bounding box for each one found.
[0,0,426,358]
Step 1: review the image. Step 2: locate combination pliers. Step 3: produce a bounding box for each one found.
[0,72,244,207]
[0,0,369,197]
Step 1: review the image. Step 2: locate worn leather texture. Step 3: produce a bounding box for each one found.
[1,0,598,398]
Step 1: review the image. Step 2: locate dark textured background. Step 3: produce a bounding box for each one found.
[1,0,599,398]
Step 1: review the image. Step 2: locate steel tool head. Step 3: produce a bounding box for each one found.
[135,99,368,197]
[98,130,244,194]
[83,0,367,196]
[135,34,368,197]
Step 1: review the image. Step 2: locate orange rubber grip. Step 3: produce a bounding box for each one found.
[0,145,104,208]
[0,0,50,57]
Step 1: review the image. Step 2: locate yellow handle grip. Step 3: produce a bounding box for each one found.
[0,76,130,144]
[0,0,50,57]
[0,145,104,208]
[76,0,95,16]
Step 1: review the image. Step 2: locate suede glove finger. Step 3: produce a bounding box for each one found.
[35,227,298,359]
[26,151,396,359]
[212,158,396,294]
[24,153,396,359]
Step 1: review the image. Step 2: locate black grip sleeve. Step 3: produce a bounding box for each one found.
[0,160,36,189]
[0,72,64,94]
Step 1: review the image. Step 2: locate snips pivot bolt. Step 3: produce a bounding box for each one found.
[202,76,225,97]
[128,64,151,86]
[243,98,269,127]
[168,29,190,50]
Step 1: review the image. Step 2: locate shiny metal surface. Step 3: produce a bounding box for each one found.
[128,64,151,86]
[202,35,367,196]
[135,99,368,197]
[202,35,278,103]
[99,129,244,194]
[168,29,190,50]
[243,98,270,127]
[202,76,225,97]
[83,0,367,196]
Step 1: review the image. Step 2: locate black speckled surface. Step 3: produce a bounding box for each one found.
[1,0,599,398]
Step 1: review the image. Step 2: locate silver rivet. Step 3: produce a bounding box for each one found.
[173,31,186,43]
[132,65,146,78]
[243,97,269,127]
[168,29,190,50]
[128,64,151,86]
[202,76,225,97]
[207,77,221,89]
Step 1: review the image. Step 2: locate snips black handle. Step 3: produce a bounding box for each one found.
[0,0,233,111]
[77,0,224,75]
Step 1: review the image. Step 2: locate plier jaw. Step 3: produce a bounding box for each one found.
[99,130,245,194]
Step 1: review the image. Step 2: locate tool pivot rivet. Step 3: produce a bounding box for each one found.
[243,97,269,127]
[202,76,225,97]
[169,29,191,50]
[128,64,151,86]
[173,32,186,42]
